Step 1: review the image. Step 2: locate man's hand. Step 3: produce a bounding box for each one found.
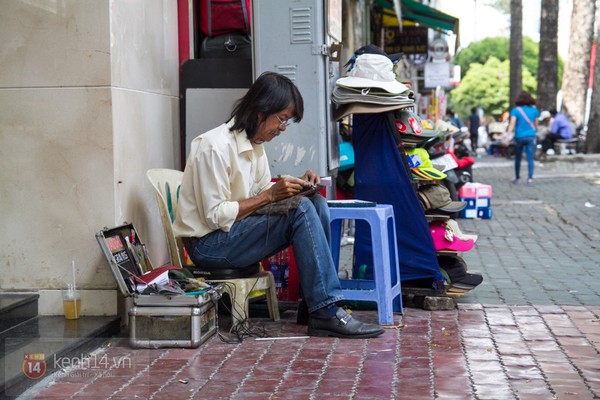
[271,175,311,202]
[300,170,320,186]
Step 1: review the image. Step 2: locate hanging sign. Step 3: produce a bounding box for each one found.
[384,26,428,56]
[424,62,450,88]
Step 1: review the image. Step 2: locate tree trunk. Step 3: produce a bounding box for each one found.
[560,0,595,125]
[509,0,523,108]
[537,0,558,112]
[587,42,600,153]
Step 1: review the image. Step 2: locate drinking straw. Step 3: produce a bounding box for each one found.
[72,260,77,294]
[72,260,78,317]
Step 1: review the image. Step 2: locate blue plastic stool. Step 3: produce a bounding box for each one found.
[329,204,403,325]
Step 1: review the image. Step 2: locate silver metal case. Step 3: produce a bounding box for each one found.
[96,223,220,348]
[128,303,217,349]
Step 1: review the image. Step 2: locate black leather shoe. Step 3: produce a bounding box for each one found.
[307,308,384,338]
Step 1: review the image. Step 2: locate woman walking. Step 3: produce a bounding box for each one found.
[505,92,539,186]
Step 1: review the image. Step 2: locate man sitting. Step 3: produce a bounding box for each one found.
[541,109,573,155]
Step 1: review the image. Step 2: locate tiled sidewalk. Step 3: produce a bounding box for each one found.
[23,304,600,399]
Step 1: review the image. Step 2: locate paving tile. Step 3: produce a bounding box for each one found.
[320,366,359,381]
[473,383,514,400]
[315,377,355,395]
[113,383,162,398]
[504,364,545,381]
[193,382,237,399]
[549,383,596,400]
[235,378,280,394]
[289,358,326,373]
[538,361,577,374]
[561,344,599,359]
[33,382,87,398]
[433,362,469,378]
[397,357,430,369]
[510,381,554,400]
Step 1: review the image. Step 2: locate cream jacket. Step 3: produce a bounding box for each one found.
[173,120,274,238]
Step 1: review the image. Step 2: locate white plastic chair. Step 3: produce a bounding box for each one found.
[146,168,280,328]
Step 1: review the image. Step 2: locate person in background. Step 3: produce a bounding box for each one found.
[467,107,481,152]
[540,109,573,155]
[173,72,384,339]
[537,110,551,141]
[487,114,508,157]
[536,110,551,159]
[446,109,462,129]
[505,92,540,186]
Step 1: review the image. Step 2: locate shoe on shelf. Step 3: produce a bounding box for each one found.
[308,308,384,339]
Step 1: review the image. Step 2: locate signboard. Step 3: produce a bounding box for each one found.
[424,62,450,88]
[384,26,428,57]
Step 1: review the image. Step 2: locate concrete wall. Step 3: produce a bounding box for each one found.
[0,0,180,316]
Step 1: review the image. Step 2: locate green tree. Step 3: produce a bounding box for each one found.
[453,36,563,86]
[449,57,536,119]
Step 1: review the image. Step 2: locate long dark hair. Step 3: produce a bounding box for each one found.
[229,72,304,139]
[515,92,536,107]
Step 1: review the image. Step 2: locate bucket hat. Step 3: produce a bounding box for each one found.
[331,86,414,106]
[334,103,408,121]
[429,220,475,252]
[336,54,409,94]
[406,148,447,180]
[417,184,467,213]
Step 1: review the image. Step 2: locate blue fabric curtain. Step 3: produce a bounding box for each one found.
[352,112,443,283]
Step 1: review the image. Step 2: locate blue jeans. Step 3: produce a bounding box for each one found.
[514,136,536,180]
[185,195,343,313]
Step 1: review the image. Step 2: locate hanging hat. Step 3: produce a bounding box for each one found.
[406,148,447,180]
[336,54,409,95]
[417,184,467,213]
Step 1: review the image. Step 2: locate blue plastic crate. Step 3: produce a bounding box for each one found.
[459,197,492,219]
[477,207,493,219]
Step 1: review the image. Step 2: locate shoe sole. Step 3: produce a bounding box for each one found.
[307,328,385,339]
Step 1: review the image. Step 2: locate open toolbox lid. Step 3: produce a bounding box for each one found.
[96,223,221,307]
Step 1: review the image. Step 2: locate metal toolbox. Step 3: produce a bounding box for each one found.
[129,304,217,349]
[96,223,220,348]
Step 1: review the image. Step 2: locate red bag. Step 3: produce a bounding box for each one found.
[199,0,252,37]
